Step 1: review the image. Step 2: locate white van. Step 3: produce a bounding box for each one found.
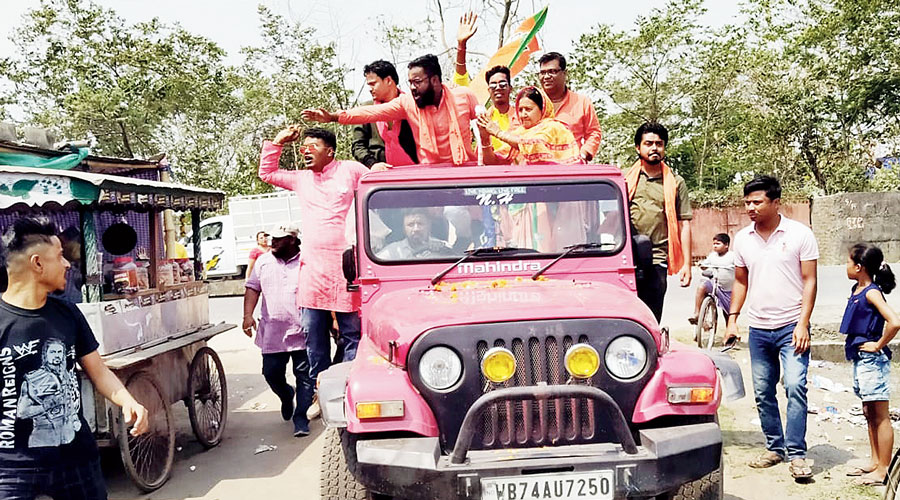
[190,191,304,278]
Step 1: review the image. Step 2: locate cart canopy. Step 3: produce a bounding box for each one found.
[0,165,225,211]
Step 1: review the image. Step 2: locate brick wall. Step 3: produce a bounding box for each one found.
[690,203,811,261]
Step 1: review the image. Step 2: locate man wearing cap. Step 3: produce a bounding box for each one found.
[242,224,313,437]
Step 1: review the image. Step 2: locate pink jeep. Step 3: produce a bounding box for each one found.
[319,164,744,500]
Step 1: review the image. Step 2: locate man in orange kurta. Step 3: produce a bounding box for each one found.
[538,52,603,162]
[302,54,479,166]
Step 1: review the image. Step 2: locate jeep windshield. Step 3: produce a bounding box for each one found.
[366,181,625,262]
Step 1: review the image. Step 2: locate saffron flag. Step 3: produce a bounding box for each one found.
[469,6,548,105]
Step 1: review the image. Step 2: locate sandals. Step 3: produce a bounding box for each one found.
[789,458,814,480]
[688,315,698,325]
[748,451,784,468]
[846,465,876,477]
[853,473,886,486]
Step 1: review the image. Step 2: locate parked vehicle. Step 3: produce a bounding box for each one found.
[318,164,745,500]
[190,191,303,277]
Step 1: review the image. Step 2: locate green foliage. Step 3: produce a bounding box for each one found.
[166,6,350,195]
[570,0,900,196]
[2,0,229,159]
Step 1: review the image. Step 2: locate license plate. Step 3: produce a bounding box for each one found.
[480,470,614,500]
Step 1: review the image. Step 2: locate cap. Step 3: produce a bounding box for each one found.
[268,223,300,239]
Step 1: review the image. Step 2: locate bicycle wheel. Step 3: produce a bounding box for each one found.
[187,346,228,448]
[117,370,175,492]
[696,295,718,350]
[885,450,900,499]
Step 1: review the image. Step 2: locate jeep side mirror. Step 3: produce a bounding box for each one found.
[632,234,653,270]
[342,246,359,291]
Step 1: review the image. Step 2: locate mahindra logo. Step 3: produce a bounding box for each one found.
[457,260,541,274]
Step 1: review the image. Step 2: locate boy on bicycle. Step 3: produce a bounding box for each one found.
[689,233,735,326]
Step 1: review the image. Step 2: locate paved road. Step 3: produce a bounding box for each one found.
[102,265,897,499]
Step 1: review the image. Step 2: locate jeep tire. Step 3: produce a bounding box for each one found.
[661,466,722,500]
[321,427,389,500]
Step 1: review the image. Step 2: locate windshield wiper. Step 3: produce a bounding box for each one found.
[530,242,604,281]
[430,247,536,285]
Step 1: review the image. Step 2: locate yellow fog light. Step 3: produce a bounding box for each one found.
[481,347,517,383]
[564,343,601,379]
[355,400,404,419]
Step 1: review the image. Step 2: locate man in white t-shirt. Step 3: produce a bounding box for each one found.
[724,175,818,481]
[690,232,735,325]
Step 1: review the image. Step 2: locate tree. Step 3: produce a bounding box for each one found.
[570,0,707,167]
[1,0,231,159]
[162,6,351,195]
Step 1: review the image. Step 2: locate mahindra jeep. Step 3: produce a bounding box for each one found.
[318,164,744,500]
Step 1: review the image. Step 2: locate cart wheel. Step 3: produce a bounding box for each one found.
[117,370,175,492]
[188,346,228,448]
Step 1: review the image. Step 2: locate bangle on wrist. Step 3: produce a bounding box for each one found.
[728,312,740,317]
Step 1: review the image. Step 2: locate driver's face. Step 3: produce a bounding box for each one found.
[403,214,430,247]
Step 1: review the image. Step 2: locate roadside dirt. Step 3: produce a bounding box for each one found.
[670,328,889,500]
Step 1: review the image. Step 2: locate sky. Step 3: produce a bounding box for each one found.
[0,0,743,77]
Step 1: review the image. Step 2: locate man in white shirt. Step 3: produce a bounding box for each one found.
[724,175,818,480]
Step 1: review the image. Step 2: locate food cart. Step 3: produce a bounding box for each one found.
[0,150,232,492]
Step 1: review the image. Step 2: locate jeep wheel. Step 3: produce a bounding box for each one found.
[661,466,722,500]
[320,427,389,500]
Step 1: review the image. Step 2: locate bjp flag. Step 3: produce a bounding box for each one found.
[469,6,548,105]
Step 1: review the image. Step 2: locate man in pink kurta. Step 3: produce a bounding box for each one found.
[258,127,369,418]
[303,54,479,166]
[538,52,603,161]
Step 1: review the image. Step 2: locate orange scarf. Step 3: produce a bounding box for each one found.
[625,161,684,274]
[412,84,470,165]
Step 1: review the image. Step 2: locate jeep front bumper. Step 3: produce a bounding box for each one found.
[352,385,722,500]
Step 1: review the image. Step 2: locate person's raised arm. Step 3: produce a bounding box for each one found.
[302,99,407,126]
[454,12,477,86]
[477,113,521,148]
[259,126,302,190]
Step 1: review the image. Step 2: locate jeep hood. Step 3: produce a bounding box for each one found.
[364,279,659,367]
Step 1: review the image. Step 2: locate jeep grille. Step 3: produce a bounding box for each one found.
[407,319,658,452]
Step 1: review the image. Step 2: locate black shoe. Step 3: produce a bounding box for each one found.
[280,387,295,421]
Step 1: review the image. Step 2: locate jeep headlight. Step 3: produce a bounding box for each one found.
[419,346,463,390]
[605,336,647,380]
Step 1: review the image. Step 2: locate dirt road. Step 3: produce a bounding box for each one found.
[102,266,896,499]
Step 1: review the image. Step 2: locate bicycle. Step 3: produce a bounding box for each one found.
[694,264,733,350]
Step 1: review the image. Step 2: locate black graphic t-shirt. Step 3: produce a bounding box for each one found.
[0,297,100,468]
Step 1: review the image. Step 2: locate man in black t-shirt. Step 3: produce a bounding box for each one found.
[0,217,148,500]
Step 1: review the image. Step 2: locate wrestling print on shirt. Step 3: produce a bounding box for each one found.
[15,338,81,448]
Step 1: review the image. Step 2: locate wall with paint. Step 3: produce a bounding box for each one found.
[811,192,900,265]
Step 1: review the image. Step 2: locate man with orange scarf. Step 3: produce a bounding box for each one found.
[302,54,478,166]
[626,122,692,322]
